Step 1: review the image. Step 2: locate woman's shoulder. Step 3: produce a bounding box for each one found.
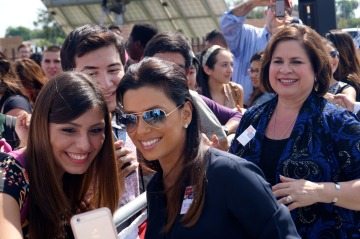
[0,152,21,168]
[228,82,243,91]
[0,152,27,182]
[243,97,275,119]
[318,98,360,131]
[322,98,356,118]
[0,152,28,200]
[206,148,264,179]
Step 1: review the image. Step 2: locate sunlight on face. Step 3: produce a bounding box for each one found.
[269,40,315,102]
[75,45,124,112]
[49,107,106,177]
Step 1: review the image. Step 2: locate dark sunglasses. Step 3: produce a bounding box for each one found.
[118,104,183,132]
[329,50,339,58]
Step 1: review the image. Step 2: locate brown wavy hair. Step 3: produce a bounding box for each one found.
[0,54,27,96]
[261,24,331,96]
[26,72,122,239]
[13,58,48,105]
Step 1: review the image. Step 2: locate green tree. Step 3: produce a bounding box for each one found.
[4,9,65,46]
[338,17,360,29]
[336,0,358,19]
[33,9,66,45]
[248,8,265,19]
[5,26,32,40]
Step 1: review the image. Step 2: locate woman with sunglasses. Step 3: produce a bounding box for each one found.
[117,57,299,239]
[0,72,122,239]
[325,30,360,101]
[322,38,356,104]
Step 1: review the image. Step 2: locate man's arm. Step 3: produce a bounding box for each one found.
[220,0,271,57]
[230,0,270,17]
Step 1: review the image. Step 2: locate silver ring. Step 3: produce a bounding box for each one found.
[285,195,293,203]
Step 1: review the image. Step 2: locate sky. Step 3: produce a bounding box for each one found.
[0,0,46,37]
[0,0,360,38]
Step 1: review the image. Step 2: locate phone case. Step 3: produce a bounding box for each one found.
[70,207,118,239]
[275,0,285,17]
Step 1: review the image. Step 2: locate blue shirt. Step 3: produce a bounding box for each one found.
[230,92,360,238]
[220,12,270,104]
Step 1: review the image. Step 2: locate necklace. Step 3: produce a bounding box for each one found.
[272,108,297,139]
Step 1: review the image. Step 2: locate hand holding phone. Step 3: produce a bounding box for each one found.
[70,207,118,239]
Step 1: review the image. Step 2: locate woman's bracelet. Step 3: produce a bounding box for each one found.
[332,182,341,204]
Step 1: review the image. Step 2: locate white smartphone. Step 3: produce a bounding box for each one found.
[70,207,118,239]
[275,0,285,17]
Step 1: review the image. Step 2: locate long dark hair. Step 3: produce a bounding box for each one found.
[27,72,121,239]
[0,54,28,97]
[197,46,224,99]
[117,57,206,232]
[326,30,360,100]
[13,58,48,105]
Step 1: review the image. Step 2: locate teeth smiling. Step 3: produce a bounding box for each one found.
[141,138,160,147]
[68,153,87,160]
[280,79,296,83]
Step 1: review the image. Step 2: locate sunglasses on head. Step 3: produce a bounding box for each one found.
[118,104,184,132]
[329,50,339,58]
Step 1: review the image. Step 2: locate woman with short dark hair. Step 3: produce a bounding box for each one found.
[230,24,360,238]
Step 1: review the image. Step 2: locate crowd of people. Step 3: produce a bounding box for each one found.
[0,0,360,238]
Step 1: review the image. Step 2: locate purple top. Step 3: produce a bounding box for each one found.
[200,95,242,125]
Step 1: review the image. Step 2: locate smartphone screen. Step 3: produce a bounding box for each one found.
[275,0,285,17]
[70,207,118,239]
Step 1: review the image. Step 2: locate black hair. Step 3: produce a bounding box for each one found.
[130,23,158,47]
[205,29,228,48]
[117,57,205,232]
[61,24,126,71]
[143,32,192,70]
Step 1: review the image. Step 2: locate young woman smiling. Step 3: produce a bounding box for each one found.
[117,57,299,239]
[0,72,122,239]
[198,45,244,110]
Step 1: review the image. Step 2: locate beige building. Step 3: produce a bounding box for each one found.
[0,36,23,60]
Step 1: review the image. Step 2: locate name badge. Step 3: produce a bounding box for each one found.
[236,125,256,146]
[180,186,194,215]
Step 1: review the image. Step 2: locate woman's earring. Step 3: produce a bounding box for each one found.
[184,124,188,129]
[314,77,318,91]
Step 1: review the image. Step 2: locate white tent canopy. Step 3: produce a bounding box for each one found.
[41,0,229,38]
